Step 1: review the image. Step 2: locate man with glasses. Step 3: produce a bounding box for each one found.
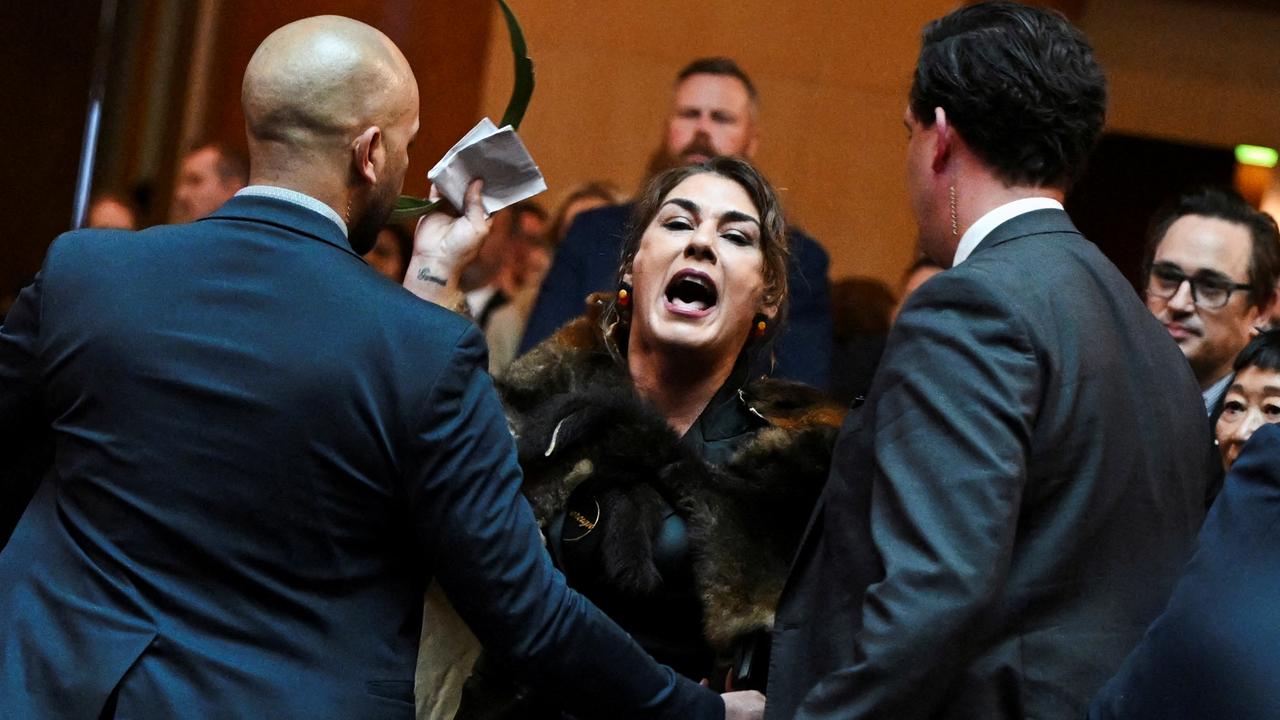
[1143,187,1280,416]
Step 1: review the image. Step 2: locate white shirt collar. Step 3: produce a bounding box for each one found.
[235,185,348,238]
[953,197,1064,267]
[1203,373,1232,416]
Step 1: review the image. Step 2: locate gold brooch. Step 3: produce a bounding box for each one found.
[563,498,601,542]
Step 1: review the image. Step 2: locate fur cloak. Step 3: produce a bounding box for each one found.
[498,294,846,650]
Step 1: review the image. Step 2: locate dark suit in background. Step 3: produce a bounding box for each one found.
[0,195,718,718]
[517,203,834,389]
[767,209,1216,719]
[1090,423,1280,720]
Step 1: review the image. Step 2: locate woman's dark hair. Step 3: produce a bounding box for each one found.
[1142,187,1280,308]
[1234,329,1280,374]
[605,156,789,353]
[909,1,1107,189]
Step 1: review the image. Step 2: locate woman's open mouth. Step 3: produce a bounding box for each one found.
[663,268,718,318]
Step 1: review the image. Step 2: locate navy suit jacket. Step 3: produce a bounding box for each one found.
[0,196,719,719]
[1090,423,1280,720]
[518,203,834,389]
[767,209,1215,719]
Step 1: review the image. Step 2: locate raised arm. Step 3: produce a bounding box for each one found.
[402,180,489,311]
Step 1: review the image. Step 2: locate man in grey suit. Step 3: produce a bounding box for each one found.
[766,3,1216,718]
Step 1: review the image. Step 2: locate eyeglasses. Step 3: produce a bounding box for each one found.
[1147,263,1252,310]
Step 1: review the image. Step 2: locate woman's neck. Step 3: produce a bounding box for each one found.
[627,339,738,437]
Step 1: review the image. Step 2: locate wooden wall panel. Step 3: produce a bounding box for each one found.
[197,0,493,199]
[6,0,1280,301]
[1082,0,1280,152]
[475,0,956,286]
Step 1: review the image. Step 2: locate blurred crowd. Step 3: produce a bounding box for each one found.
[64,55,1278,435]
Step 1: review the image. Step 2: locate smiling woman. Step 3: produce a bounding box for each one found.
[411,158,844,718]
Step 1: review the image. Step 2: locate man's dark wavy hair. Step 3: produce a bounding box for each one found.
[909,1,1107,189]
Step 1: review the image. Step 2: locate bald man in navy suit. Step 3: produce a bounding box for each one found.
[0,16,757,720]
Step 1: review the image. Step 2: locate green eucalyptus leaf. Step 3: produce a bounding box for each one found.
[391,0,534,222]
[388,196,441,223]
[497,0,535,131]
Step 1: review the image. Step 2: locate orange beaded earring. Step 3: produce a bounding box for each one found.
[751,315,768,340]
[616,282,633,318]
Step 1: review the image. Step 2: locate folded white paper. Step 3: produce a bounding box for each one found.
[428,117,547,216]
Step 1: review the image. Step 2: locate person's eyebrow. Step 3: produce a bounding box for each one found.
[663,198,759,228]
[1190,268,1235,282]
[663,198,700,217]
[1153,261,1233,280]
[1264,385,1280,396]
[721,210,761,228]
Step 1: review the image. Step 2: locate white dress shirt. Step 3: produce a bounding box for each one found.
[1203,373,1232,416]
[953,197,1064,267]
[235,185,348,238]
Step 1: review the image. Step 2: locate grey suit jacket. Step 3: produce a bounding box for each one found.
[766,209,1215,719]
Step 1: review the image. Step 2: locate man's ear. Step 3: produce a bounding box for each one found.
[758,299,780,321]
[352,126,383,185]
[1260,285,1280,330]
[1242,284,1278,332]
[745,126,760,160]
[931,106,951,174]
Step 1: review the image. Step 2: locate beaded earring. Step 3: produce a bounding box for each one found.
[751,314,768,340]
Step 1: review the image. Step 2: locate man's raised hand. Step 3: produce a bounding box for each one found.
[403,179,489,306]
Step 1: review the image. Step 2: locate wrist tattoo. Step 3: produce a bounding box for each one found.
[416,268,449,286]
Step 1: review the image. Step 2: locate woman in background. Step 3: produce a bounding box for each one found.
[1216,329,1280,470]
[485,182,624,376]
[544,180,622,247]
